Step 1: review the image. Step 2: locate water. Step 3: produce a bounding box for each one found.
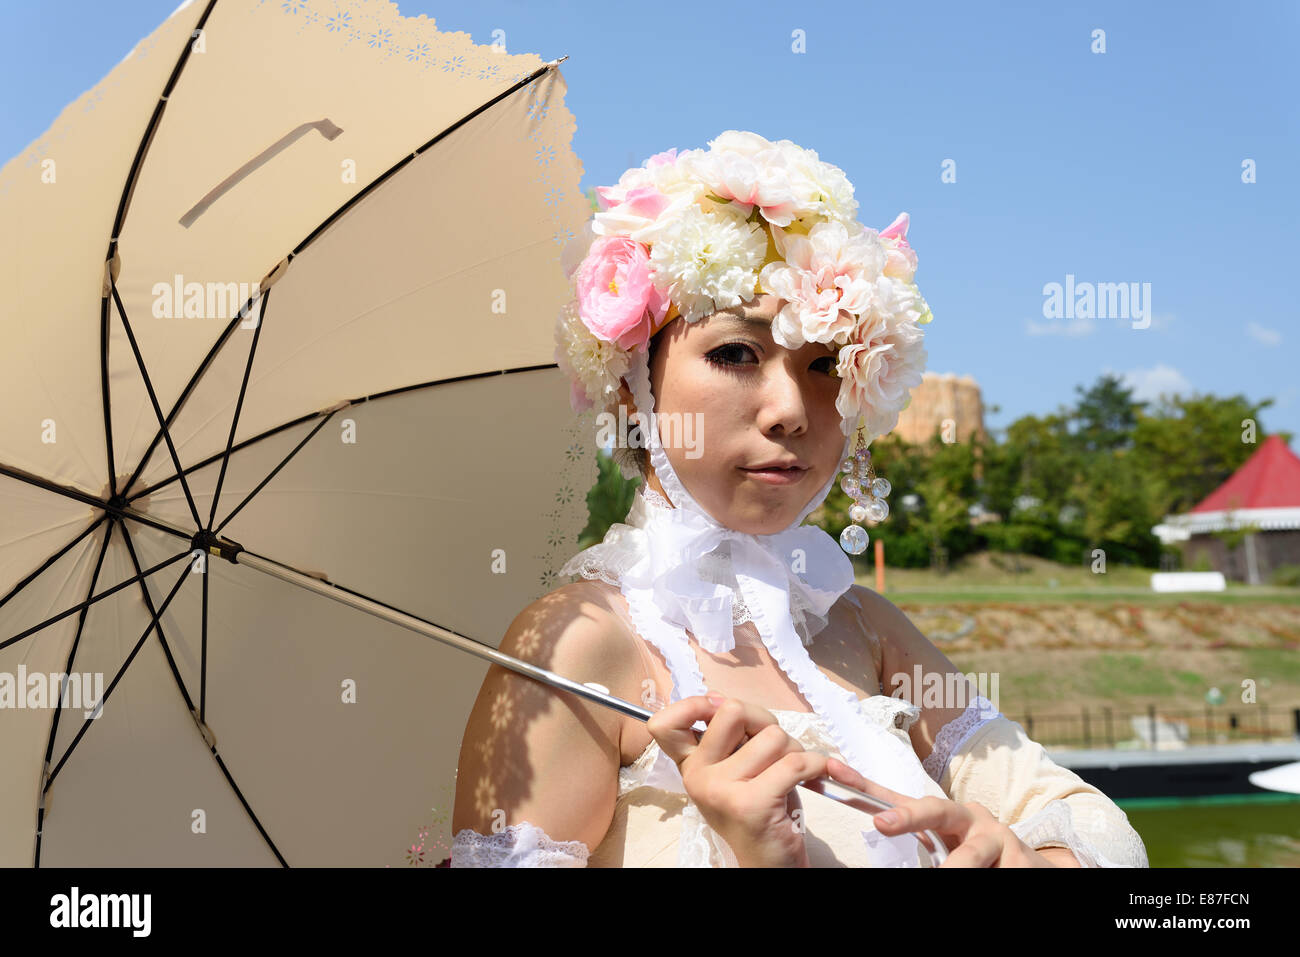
[1119,794,1300,867]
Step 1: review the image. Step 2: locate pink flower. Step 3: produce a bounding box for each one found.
[644,148,678,168]
[574,236,670,351]
[834,311,927,438]
[759,221,883,347]
[879,212,911,245]
[569,377,594,413]
[879,212,918,282]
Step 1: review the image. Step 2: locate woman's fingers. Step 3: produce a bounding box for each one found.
[719,723,804,780]
[936,830,1003,868]
[646,695,785,769]
[644,695,723,765]
[820,756,913,808]
[750,749,831,802]
[873,795,974,844]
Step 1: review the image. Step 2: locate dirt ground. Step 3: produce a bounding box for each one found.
[892,600,1300,739]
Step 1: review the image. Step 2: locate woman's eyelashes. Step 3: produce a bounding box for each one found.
[704,342,839,376]
[704,342,759,370]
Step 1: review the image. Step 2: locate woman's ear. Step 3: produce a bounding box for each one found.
[616,376,635,416]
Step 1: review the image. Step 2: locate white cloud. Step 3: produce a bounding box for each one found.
[1025,316,1096,337]
[1114,311,1176,332]
[1116,363,1194,403]
[1245,321,1282,346]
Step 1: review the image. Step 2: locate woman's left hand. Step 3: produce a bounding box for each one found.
[818,756,1069,868]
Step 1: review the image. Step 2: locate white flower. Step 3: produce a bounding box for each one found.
[834,312,928,438]
[679,130,816,228]
[779,142,858,226]
[648,202,768,323]
[760,221,885,348]
[593,151,707,243]
[871,274,931,327]
[554,299,629,411]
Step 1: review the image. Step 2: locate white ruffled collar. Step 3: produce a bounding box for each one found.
[560,346,935,827]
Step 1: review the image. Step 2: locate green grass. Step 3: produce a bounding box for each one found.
[858,549,1300,605]
[878,588,1300,606]
[1084,653,1177,697]
[1240,647,1300,684]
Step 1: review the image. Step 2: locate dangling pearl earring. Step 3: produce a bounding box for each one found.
[838,425,891,555]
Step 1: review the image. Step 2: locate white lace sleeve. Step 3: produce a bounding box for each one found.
[922,694,999,783]
[935,705,1149,868]
[450,822,589,868]
[1008,799,1134,868]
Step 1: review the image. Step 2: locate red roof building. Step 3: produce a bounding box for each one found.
[1152,435,1300,583]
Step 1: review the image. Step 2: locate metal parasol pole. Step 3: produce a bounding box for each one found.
[128,507,949,865]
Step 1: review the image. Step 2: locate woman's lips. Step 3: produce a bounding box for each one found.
[739,466,809,486]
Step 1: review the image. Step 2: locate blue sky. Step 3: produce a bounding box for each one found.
[3,0,1297,451]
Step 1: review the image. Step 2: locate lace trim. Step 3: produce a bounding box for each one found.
[617,698,914,798]
[1008,799,1134,868]
[450,821,589,868]
[859,695,923,735]
[921,694,1000,784]
[641,486,673,511]
[561,485,843,642]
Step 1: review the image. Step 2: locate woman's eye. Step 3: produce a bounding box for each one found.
[705,343,758,368]
[811,355,840,376]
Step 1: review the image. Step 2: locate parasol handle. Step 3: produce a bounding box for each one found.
[580,681,949,867]
[209,542,949,865]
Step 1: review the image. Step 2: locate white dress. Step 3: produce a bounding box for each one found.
[452,345,1148,867]
[451,679,1150,868]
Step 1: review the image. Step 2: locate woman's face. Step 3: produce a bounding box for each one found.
[630,294,847,535]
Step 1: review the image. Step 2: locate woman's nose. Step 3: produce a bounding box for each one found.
[756,366,809,436]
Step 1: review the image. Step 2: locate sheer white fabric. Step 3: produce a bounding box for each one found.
[450,822,588,867]
[1008,800,1136,868]
[559,347,936,828]
[518,342,1148,868]
[567,486,817,633]
[934,698,1149,868]
[603,696,933,867]
[447,697,1147,867]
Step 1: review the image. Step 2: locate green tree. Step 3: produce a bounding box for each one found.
[1070,373,1146,454]
[1131,392,1283,518]
[1076,447,1161,565]
[577,449,639,549]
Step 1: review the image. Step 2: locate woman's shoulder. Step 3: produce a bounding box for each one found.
[813,585,885,661]
[498,578,642,693]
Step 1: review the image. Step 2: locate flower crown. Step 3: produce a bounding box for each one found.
[553,130,933,444]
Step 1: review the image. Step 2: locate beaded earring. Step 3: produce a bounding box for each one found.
[838,425,891,555]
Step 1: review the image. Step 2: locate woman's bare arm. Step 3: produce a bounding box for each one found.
[451,583,644,857]
[852,583,970,759]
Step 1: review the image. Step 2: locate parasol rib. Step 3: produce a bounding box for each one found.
[122,54,566,505]
[33,517,116,866]
[207,288,271,531]
[109,281,204,530]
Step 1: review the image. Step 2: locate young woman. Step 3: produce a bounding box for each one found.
[449,132,1148,868]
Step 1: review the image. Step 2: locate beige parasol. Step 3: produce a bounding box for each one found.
[0,0,597,866]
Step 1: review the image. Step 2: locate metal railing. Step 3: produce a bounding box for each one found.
[1003,703,1300,750]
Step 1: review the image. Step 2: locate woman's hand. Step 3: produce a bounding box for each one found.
[816,756,1067,867]
[646,693,831,868]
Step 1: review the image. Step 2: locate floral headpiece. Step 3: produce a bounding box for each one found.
[553,130,933,444]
